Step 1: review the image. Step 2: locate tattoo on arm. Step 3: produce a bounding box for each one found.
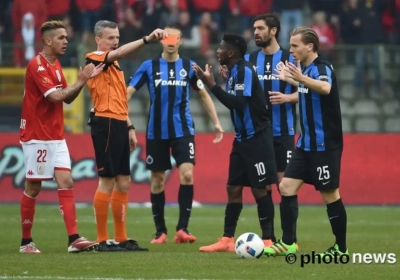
[62,83,85,104]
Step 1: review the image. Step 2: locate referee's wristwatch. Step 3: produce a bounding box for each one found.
[142,36,149,44]
[128,125,135,131]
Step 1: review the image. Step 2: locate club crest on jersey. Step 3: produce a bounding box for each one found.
[55,70,61,82]
[146,155,154,165]
[37,164,45,175]
[179,69,187,78]
[228,77,233,85]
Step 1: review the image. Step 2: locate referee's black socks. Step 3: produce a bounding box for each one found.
[151,191,167,234]
[327,198,347,252]
[256,194,276,241]
[223,203,243,237]
[176,184,194,232]
[280,195,299,245]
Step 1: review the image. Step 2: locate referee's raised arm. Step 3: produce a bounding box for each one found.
[89,21,167,64]
[106,29,167,62]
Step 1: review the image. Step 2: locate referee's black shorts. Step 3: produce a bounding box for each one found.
[90,116,130,177]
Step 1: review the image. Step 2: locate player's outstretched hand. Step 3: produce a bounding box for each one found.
[90,63,105,78]
[213,123,224,143]
[218,65,229,80]
[192,64,216,88]
[286,60,303,82]
[129,129,138,151]
[272,61,288,81]
[78,63,95,83]
[269,91,289,105]
[147,29,168,42]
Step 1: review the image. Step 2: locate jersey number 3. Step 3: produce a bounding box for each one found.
[37,149,47,163]
[189,143,194,159]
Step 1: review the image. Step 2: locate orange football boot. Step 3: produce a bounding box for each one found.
[150,232,167,244]
[174,229,196,243]
[199,237,235,252]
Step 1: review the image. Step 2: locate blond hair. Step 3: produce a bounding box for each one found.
[40,20,65,36]
[290,26,319,52]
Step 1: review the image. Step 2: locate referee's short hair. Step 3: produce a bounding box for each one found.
[223,33,247,58]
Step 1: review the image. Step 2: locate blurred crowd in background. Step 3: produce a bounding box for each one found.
[0,0,399,131]
[0,0,399,65]
[1,0,400,96]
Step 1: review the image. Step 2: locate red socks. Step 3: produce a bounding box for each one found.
[21,189,79,245]
[21,192,36,239]
[58,189,78,236]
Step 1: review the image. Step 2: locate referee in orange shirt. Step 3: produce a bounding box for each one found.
[85,20,167,252]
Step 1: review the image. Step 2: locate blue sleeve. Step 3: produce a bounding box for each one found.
[311,64,333,86]
[244,54,250,61]
[189,60,201,90]
[128,60,149,89]
[234,66,253,97]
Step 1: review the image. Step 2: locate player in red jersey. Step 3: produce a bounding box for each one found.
[19,20,104,254]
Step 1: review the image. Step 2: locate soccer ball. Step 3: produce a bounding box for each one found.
[235,232,264,259]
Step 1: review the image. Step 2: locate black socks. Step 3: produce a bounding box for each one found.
[327,198,347,252]
[256,194,276,241]
[151,191,167,233]
[176,185,194,231]
[280,195,298,245]
[68,234,80,245]
[223,203,243,237]
[21,238,33,246]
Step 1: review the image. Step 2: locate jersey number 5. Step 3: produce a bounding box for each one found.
[287,150,292,163]
[317,165,330,180]
[37,149,47,163]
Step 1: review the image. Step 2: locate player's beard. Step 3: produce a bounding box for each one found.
[255,37,272,48]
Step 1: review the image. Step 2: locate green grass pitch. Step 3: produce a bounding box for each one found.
[0,204,399,280]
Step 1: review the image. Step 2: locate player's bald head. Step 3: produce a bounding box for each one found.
[41,20,66,40]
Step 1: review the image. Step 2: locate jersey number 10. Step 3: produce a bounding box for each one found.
[254,162,266,176]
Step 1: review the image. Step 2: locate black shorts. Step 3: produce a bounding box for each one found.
[228,127,278,188]
[273,135,295,172]
[146,136,195,171]
[90,116,130,177]
[284,147,342,191]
